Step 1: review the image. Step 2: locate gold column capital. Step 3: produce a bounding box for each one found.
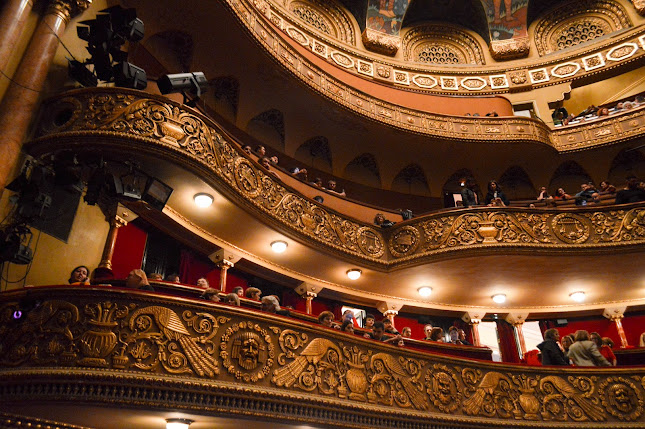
[47,0,91,22]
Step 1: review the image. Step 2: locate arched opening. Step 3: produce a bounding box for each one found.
[295,136,332,172]
[391,164,430,196]
[548,160,592,195]
[246,109,285,150]
[498,166,536,200]
[344,153,381,188]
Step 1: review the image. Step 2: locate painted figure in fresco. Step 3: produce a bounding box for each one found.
[366,0,409,35]
[483,0,528,40]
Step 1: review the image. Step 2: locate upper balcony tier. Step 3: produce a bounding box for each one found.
[1,286,644,428]
[27,88,645,313]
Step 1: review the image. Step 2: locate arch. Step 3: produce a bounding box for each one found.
[391,164,430,196]
[295,136,332,171]
[402,23,486,65]
[144,30,194,72]
[497,166,536,200]
[210,76,239,122]
[608,148,645,185]
[246,109,285,150]
[548,160,593,194]
[287,0,357,45]
[344,153,381,188]
[533,0,632,56]
[442,168,478,207]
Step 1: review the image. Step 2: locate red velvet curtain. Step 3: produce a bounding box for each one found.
[178,249,248,290]
[111,223,148,279]
[496,320,520,363]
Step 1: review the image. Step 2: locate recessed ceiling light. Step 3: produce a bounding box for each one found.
[570,291,586,302]
[193,193,213,208]
[492,294,506,304]
[270,240,288,253]
[166,419,193,429]
[418,286,432,297]
[346,269,362,280]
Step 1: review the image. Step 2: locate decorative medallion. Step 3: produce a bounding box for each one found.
[606,42,639,61]
[582,53,605,71]
[440,77,458,90]
[460,77,487,91]
[509,71,527,85]
[412,74,438,89]
[425,364,462,413]
[234,157,262,198]
[551,62,581,78]
[330,51,354,68]
[529,68,549,84]
[357,226,385,258]
[598,377,644,421]
[356,59,374,76]
[220,320,275,382]
[311,40,328,58]
[551,214,590,244]
[394,70,410,85]
[489,74,509,89]
[388,226,421,258]
[286,26,309,45]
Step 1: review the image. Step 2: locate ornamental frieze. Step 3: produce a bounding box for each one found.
[1,289,644,427]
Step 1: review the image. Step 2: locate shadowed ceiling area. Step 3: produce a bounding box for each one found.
[402,0,490,42]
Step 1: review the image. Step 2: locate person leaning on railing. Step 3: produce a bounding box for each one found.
[68,265,90,285]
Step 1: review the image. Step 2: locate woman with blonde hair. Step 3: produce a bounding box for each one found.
[125,269,154,291]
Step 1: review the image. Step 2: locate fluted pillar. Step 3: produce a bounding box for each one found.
[603,307,629,348]
[304,291,317,315]
[217,260,234,293]
[383,309,398,329]
[0,0,34,77]
[0,0,90,194]
[469,319,481,347]
[96,215,128,278]
[514,322,527,355]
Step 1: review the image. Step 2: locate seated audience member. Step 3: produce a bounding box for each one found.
[615,176,645,204]
[484,180,509,207]
[68,265,90,285]
[382,318,399,335]
[423,324,433,340]
[260,157,280,178]
[196,278,209,288]
[341,320,355,334]
[561,334,574,363]
[429,327,445,342]
[602,337,614,348]
[597,107,609,117]
[598,180,616,194]
[554,187,572,201]
[399,209,414,220]
[623,101,634,110]
[326,180,346,197]
[401,327,412,338]
[552,106,568,125]
[255,145,266,157]
[374,213,395,228]
[245,287,262,300]
[125,269,154,291]
[568,330,611,366]
[590,332,616,366]
[536,328,569,366]
[290,166,308,181]
[615,102,624,111]
[634,95,644,106]
[270,156,279,165]
[640,332,645,347]
[165,273,180,283]
[342,309,356,325]
[448,326,462,345]
[311,177,324,188]
[313,195,324,203]
[458,329,471,346]
[574,183,599,205]
[200,288,221,302]
[222,293,240,306]
[460,178,478,208]
[242,145,252,155]
[148,273,163,281]
[261,295,290,316]
[365,314,375,329]
[365,321,402,344]
[536,187,552,201]
[231,286,244,297]
[485,111,499,117]
[318,311,335,328]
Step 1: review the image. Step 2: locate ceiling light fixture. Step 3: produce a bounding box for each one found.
[570,291,586,302]
[166,418,193,429]
[346,269,362,280]
[193,193,213,208]
[417,286,432,297]
[270,240,288,253]
[492,294,506,304]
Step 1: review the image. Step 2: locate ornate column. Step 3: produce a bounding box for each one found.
[0,0,91,194]
[96,215,128,278]
[304,291,317,315]
[506,313,529,355]
[0,0,34,76]
[294,283,323,315]
[209,249,241,293]
[604,307,629,348]
[376,301,402,330]
[470,319,482,347]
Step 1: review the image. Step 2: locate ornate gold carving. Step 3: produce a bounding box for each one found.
[361,28,400,56]
[509,71,527,85]
[48,0,91,22]
[403,24,485,65]
[534,0,632,56]
[388,226,421,258]
[426,364,462,413]
[220,320,274,381]
[376,65,391,79]
[551,214,590,244]
[287,0,355,44]
[633,0,645,15]
[489,37,530,60]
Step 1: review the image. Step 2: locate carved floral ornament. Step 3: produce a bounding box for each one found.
[30,89,645,267]
[1,291,645,426]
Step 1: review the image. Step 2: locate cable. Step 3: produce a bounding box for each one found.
[41,17,79,63]
[0,68,43,93]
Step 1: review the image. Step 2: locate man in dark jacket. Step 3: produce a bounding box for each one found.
[537,328,569,366]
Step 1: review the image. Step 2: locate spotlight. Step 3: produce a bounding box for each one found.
[142,177,173,210]
[193,193,213,208]
[346,269,362,280]
[417,286,432,297]
[270,240,288,253]
[158,72,208,104]
[166,419,193,429]
[569,291,585,302]
[492,294,506,304]
[112,61,147,90]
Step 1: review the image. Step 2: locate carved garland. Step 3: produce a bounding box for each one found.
[402,24,485,65]
[1,293,644,425]
[534,0,632,56]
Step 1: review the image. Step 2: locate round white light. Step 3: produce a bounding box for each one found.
[570,291,586,302]
[418,286,432,297]
[271,240,288,253]
[492,294,506,304]
[193,193,213,208]
[346,269,362,280]
[166,419,193,429]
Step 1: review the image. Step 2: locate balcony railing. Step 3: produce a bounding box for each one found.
[29,88,645,269]
[1,287,644,428]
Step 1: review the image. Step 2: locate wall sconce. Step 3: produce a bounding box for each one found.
[166,418,193,429]
[417,286,432,297]
[492,294,506,304]
[193,193,213,208]
[346,269,361,280]
[270,240,288,253]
